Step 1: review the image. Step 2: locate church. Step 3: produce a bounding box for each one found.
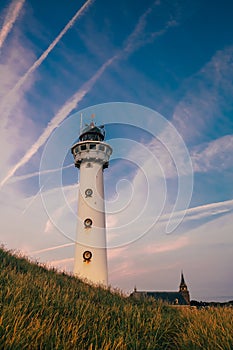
[130,272,190,305]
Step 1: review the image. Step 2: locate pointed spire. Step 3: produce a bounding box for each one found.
[180,270,185,285]
[179,270,187,291]
[179,271,190,304]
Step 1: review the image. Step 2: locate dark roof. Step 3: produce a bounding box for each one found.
[79,124,105,141]
[131,291,189,305]
[81,125,102,135]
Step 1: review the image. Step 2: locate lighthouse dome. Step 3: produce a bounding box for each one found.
[79,122,105,142]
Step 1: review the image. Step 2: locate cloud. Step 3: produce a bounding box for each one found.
[0,33,37,102]
[191,134,233,173]
[172,46,233,144]
[20,182,233,256]
[1,0,95,128]
[13,173,232,293]
[31,243,74,255]
[123,2,178,56]
[40,183,78,241]
[0,0,25,50]
[80,0,178,62]
[42,257,74,273]
[102,131,232,245]
[19,127,232,253]
[0,2,179,188]
[144,236,189,254]
[9,164,73,183]
[159,198,233,227]
[0,38,40,182]
[146,129,191,179]
[49,258,74,267]
[108,210,233,296]
[106,149,233,244]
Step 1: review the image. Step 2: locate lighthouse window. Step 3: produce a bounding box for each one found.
[90,144,96,149]
[85,188,93,197]
[99,145,105,151]
[83,251,92,261]
[84,218,92,227]
[81,145,86,150]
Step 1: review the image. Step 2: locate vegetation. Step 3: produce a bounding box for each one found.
[0,247,232,349]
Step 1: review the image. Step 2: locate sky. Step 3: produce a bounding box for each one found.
[0,0,233,302]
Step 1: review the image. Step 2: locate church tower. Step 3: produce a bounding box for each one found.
[71,121,112,286]
[179,271,190,304]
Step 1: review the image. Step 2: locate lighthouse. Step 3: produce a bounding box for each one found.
[71,120,112,286]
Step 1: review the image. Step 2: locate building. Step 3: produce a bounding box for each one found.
[131,272,190,305]
[71,121,112,286]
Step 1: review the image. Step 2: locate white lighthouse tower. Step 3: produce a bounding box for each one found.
[71,120,112,286]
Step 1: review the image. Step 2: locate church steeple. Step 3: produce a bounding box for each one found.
[180,271,187,290]
[179,271,190,304]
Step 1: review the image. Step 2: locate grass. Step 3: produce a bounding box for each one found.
[0,247,232,349]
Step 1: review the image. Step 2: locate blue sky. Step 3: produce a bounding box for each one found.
[0,0,233,301]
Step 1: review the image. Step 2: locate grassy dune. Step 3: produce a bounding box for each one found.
[0,247,232,349]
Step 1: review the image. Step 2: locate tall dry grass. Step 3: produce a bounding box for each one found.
[0,247,232,349]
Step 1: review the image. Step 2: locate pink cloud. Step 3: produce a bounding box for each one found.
[144,236,189,254]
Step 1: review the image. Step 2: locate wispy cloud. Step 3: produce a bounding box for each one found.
[191,134,233,173]
[10,164,73,183]
[109,236,189,264]
[146,132,233,178]
[49,258,74,267]
[144,236,189,254]
[0,53,115,189]
[123,1,178,56]
[172,46,233,143]
[160,198,233,223]
[31,242,74,255]
[0,2,178,188]
[0,43,40,181]
[1,0,95,127]
[0,0,25,50]
[22,193,233,275]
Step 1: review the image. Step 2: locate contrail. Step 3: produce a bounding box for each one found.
[1,0,95,125]
[0,0,25,50]
[31,243,74,255]
[49,258,74,266]
[0,2,177,188]
[29,199,233,255]
[123,1,178,56]
[10,163,73,183]
[159,198,233,222]
[22,184,45,215]
[0,54,118,188]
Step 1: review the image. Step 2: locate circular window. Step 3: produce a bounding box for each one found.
[84,218,92,227]
[83,251,92,261]
[85,188,93,197]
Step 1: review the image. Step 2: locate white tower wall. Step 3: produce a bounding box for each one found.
[72,140,112,286]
